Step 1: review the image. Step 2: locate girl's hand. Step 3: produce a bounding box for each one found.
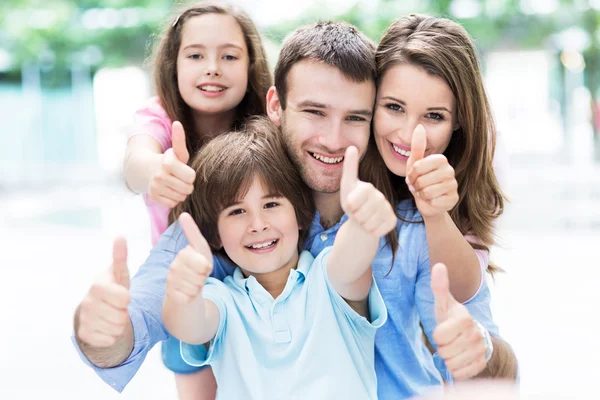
[405,125,459,219]
[340,146,397,238]
[148,121,196,208]
[165,213,214,304]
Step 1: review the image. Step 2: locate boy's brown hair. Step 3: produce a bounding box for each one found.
[151,1,272,154]
[172,116,315,258]
[274,21,377,109]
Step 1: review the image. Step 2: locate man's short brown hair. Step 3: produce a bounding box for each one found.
[274,21,376,109]
[172,116,315,258]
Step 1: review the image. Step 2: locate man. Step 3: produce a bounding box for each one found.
[73,21,517,398]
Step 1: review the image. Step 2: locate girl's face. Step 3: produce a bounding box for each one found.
[177,13,249,117]
[373,63,459,177]
[217,175,300,278]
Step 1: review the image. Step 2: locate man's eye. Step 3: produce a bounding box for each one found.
[347,115,367,122]
[305,110,324,116]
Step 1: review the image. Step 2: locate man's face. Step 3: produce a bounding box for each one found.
[268,60,375,194]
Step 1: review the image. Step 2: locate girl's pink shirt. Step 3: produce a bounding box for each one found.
[129,96,173,245]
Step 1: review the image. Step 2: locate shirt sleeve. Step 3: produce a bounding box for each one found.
[318,247,388,331]
[71,222,233,392]
[128,96,172,152]
[180,279,229,367]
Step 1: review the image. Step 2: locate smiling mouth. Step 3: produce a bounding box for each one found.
[198,85,226,92]
[391,142,411,157]
[309,152,344,165]
[245,239,278,250]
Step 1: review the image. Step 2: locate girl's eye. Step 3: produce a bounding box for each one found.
[264,202,279,209]
[426,112,444,121]
[385,103,403,112]
[229,208,245,216]
[189,54,203,60]
[223,55,237,60]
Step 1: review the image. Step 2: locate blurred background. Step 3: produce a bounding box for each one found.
[0,0,599,398]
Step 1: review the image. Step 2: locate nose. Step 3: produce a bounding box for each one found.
[204,58,221,77]
[318,118,346,153]
[249,212,269,233]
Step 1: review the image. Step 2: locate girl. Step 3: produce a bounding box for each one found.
[162,116,395,399]
[122,2,271,398]
[365,14,505,303]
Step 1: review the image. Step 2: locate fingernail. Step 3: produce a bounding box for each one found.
[408,185,415,193]
[405,177,411,185]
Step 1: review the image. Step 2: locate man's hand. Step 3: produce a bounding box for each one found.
[431,263,489,380]
[406,125,459,218]
[148,121,196,208]
[341,146,397,238]
[165,213,214,304]
[76,238,131,348]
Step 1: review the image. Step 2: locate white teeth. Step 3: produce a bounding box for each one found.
[247,240,276,249]
[199,85,225,92]
[392,143,411,157]
[311,152,344,164]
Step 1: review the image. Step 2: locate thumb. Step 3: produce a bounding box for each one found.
[407,124,426,170]
[112,237,130,289]
[179,212,213,264]
[172,121,189,164]
[340,146,359,202]
[431,263,456,323]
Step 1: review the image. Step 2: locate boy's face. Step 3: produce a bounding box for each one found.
[268,60,376,194]
[217,175,300,276]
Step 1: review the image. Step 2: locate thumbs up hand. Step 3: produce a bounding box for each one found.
[405,125,459,219]
[431,263,489,380]
[165,213,214,304]
[76,238,131,348]
[148,121,196,208]
[341,146,396,238]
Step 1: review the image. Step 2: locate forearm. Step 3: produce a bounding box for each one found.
[124,149,163,193]
[327,220,377,301]
[74,305,134,368]
[424,212,481,302]
[477,336,518,380]
[162,295,213,345]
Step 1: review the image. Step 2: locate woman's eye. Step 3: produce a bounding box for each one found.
[264,202,279,209]
[385,103,403,112]
[189,54,202,60]
[229,208,244,216]
[426,113,444,121]
[223,55,237,60]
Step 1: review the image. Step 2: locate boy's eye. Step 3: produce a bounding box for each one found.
[264,202,279,209]
[229,208,245,216]
[385,103,403,112]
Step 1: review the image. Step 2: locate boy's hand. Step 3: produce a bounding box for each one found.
[340,146,397,237]
[406,125,459,218]
[76,238,131,348]
[166,213,214,304]
[148,121,196,208]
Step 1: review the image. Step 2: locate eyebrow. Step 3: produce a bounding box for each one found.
[297,100,373,117]
[182,43,244,51]
[381,96,452,113]
[223,193,283,209]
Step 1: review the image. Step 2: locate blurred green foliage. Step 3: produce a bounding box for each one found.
[0,0,598,114]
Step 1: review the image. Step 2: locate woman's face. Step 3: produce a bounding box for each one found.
[373,63,459,177]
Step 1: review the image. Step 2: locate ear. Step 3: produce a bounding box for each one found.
[453,122,461,132]
[266,86,282,127]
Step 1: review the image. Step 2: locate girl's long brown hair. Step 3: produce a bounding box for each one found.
[150,1,272,156]
[365,14,505,273]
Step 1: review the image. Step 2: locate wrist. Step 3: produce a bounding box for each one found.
[422,211,449,225]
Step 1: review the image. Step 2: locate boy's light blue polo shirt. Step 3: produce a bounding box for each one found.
[72,200,508,398]
[179,249,386,400]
